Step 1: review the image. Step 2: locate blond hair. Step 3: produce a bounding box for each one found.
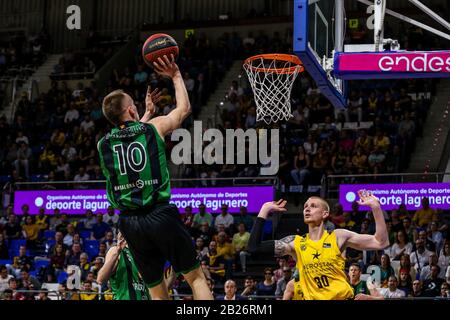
[102,90,127,125]
[308,196,330,212]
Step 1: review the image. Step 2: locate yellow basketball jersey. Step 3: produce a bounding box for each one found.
[293,231,354,300]
[293,280,304,300]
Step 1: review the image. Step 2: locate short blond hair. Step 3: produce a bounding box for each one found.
[308,196,330,212]
[102,90,127,125]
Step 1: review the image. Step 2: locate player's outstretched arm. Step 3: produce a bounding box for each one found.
[248,200,295,257]
[149,54,191,137]
[336,190,389,251]
[97,239,125,285]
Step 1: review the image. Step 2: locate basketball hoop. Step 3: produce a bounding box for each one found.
[243,54,304,124]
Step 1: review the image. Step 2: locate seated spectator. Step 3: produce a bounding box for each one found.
[182,206,194,230]
[214,204,234,233]
[216,232,234,280]
[420,253,439,281]
[74,167,90,189]
[373,130,390,153]
[256,268,276,297]
[380,254,395,287]
[80,280,98,300]
[19,267,41,299]
[4,214,21,240]
[348,263,369,295]
[275,267,292,297]
[412,197,437,228]
[206,241,225,283]
[37,288,50,301]
[65,243,83,267]
[102,206,119,228]
[48,211,62,231]
[0,234,9,260]
[195,238,209,261]
[79,210,96,231]
[429,221,443,253]
[273,257,289,284]
[398,268,413,296]
[423,265,444,297]
[241,276,257,297]
[232,223,250,272]
[6,257,22,278]
[368,146,386,174]
[17,245,33,271]
[192,204,213,229]
[0,265,14,294]
[377,276,405,298]
[410,239,433,274]
[339,212,356,231]
[35,208,49,231]
[411,279,426,297]
[386,229,413,261]
[440,282,449,298]
[395,253,416,281]
[7,278,26,300]
[55,214,71,234]
[90,257,104,279]
[79,253,91,281]
[217,279,246,300]
[103,231,116,251]
[48,231,68,255]
[233,206,253,233]
[438,242,450,278]
[49,243,65,278]
[417,229,437,255]
[63,223,76,247]
[194,222,214,245]
[97,243,107,260]
[290,146,310,186]
[402,217,415,243]
[91,214,111,241]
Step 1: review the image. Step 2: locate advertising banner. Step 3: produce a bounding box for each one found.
[13,186,274,214]
[339,183,450,211]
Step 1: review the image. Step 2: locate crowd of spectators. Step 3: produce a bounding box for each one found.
[0,196,449,300]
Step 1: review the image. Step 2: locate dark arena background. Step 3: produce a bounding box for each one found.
[0,0,449,304]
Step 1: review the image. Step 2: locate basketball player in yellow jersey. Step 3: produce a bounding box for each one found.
[249,190,389,300]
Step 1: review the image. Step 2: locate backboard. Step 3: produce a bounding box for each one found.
[294,0,346,108]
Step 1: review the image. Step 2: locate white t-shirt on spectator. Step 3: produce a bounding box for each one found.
[61,147,77,162]
[65,109,79,123]
[63,234,74,247]
[386,242,413,260]
[74,173,90,182]
[103,214,119,226]
[410,249,433,272]
[378,288,405,299]
[303,141,317,155]
[214,213,234,229]
[0,274,14,293]
[16,136,29,145]
[80,120,95,132]
[446,265,450,279]
[438,254,450,278]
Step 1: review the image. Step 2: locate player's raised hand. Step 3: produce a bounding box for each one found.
[357,190,380,209]
[258,199,287,219]
[153,54,180,78]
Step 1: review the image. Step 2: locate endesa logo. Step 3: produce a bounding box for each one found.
[378,53,450,72]
[334,51,450,79]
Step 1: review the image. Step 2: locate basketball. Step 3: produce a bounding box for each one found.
[142,33,179,67]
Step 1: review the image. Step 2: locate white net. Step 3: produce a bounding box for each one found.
[243,55,303,124]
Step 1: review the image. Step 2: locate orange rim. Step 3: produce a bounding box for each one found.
[244,53,304,74]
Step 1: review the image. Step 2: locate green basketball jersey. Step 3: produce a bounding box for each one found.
[110,247,150,300]
[98,121,171,210]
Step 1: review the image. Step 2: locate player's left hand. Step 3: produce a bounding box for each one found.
[153,54,180,78]
[145,86,162,114]
[357,190,380,209]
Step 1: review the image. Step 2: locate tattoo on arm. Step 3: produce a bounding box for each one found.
[274,235,295,257]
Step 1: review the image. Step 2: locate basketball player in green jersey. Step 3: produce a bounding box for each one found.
[98,54,212,300]
[97,232,150,300]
